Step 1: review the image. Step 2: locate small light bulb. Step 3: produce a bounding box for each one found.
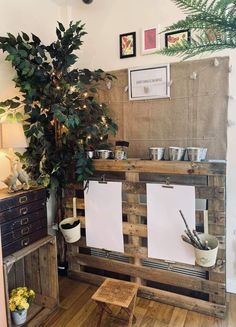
[83,92,88,97]
[101,116,106,123]
[56,86,61,90]
[87,135,91,139]
[83,105,87,109]
[100,136,103,140]
[99,104,103,108]
[105,124,108,128]
[214,58,219,67]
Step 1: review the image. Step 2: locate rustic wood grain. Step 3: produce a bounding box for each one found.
[3,235,58,327]
[65,160,226,318]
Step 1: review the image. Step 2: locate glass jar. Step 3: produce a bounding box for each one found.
[115,141,129,160]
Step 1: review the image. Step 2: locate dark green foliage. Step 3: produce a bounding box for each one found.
[159,0,236,58]
[0,21,117,188]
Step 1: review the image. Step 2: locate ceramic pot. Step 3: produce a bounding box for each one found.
[11,309,28,325]
[194,234,218,267]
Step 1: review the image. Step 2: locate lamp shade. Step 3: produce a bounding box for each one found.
[0,123,27,149]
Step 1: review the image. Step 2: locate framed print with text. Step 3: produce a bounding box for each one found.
[128,64,170,101]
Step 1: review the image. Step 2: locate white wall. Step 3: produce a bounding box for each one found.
[0,0,235,294]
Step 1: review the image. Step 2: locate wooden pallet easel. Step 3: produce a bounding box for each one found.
[65,159,226,318]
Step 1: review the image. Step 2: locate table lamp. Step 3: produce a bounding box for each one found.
[0,122,29,192]
[0,122,27,150]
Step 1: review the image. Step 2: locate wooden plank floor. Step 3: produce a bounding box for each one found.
[43,277,236,327]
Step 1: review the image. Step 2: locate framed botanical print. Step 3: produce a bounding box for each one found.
[165,29,191,48]
[119,32,136,59]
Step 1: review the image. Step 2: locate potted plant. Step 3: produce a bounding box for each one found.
[179,210,219,267]
[0,21,117,265]
[9,287,35,325]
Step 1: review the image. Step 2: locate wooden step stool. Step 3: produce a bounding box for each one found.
[92,278,138,327]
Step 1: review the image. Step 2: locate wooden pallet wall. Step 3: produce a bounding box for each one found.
[65,160,226,318]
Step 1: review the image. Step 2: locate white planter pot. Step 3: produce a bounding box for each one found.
[194,234,219,267]
[11,309,28,325]
[59,217,81,243]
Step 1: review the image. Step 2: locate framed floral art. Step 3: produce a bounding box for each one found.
[119,32,136,59]
[165,29,191,48]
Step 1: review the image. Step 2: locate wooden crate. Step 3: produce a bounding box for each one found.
[3,235,59,327]
[65,159,226,318]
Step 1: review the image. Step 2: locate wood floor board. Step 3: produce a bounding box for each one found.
[42,277,235,327]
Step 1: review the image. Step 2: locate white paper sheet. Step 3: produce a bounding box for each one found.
[147,184,195,265]
[84,181,124,253]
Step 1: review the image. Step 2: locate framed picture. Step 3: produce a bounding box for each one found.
[128,64,170,101]
[165,29,191,48]
[119,32,136,59]
[142,26,160,55]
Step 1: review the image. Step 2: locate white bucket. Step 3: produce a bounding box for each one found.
[59,217,81,243]
[194,234,218,267]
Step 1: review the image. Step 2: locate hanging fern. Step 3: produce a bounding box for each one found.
[159,0,236,58]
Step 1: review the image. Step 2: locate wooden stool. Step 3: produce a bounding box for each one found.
[92,278,138,327]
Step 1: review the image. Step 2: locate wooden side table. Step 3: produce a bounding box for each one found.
[92,278,138,327]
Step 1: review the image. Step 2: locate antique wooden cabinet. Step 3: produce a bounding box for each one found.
[0,187,47,257]
[0,187,59,326]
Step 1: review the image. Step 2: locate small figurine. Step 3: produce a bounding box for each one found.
[2,156,19,193]
[16,159,30,190]
[2,154,30,192]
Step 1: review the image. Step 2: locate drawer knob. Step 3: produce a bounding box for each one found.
[19,196,28,204]
[21,227,30,236]
[21,217,29,225]
[21,238,29,247]
[20,207,28,215]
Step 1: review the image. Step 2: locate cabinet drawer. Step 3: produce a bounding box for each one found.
[1,208,47,235]
[2,219,47,246]
[2,228,48,257]
[0,199,46,224]
[0,188,46,213]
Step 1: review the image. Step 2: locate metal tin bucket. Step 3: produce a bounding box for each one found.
[95,150,113,159]
[194,234,218,267]
[149,147,165,160]
[168,147,185,161]
[59,217,81,243]
[187,147,208,162]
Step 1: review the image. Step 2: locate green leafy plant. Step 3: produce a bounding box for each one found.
[159,0,236,59]
[0,21,117,190]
